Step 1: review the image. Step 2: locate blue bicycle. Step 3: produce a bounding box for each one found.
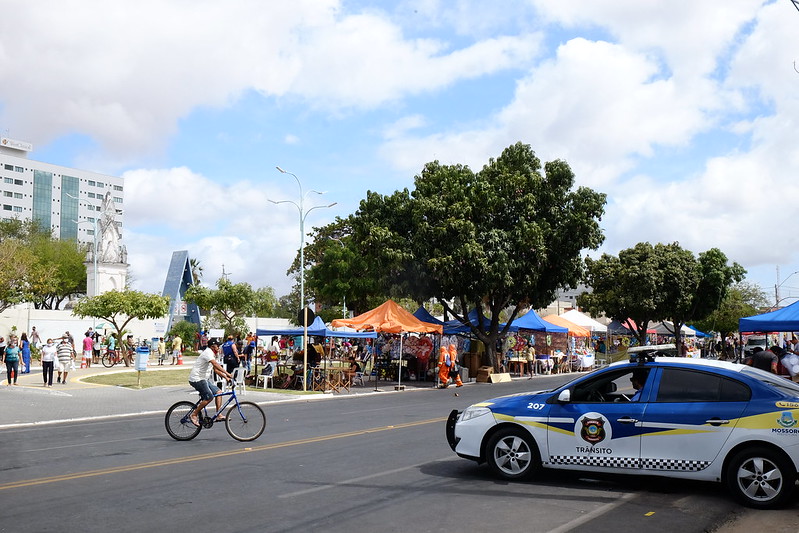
[165,382,266,442]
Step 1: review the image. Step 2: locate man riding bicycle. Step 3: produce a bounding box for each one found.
[188,339,233,428]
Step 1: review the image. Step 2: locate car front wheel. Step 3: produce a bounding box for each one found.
[486,427,540,480]
[725,446,796,509]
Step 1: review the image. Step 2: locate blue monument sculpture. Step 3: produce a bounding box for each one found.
[162,250,201,334]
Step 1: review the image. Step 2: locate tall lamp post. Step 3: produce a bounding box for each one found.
[270,166,336,391]
[775,270,799,307]
[330,237,347,318]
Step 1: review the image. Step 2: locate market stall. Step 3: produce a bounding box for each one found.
[332,300,443,389]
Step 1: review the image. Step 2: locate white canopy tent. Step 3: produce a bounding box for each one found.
[651,321,696,337]
[560,310,607,333]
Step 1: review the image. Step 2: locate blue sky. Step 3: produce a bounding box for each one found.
[2,0,799,306]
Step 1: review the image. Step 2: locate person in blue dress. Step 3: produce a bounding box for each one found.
[20,333,31,374]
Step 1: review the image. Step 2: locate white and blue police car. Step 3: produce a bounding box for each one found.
[446,356,799,508]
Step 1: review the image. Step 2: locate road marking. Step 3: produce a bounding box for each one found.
[279,456,459,498]
[0,416,446,491]
[548,492,638,533]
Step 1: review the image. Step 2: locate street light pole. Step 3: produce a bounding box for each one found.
[270,166,336,392]
[775,269,799,307]
[330,237,347,318]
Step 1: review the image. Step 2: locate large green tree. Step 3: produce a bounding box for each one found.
[252,286,279,317]
[334,142,606,369]
[692,282,767,340]
[72,290,170,353]
[303,219,381,316]
[184,277,255,338]
[0,219,86,309]
[30,236,87,309]
[580,242,744,346]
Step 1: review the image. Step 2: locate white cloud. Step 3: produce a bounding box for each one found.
[0,0,537,166]
[122,166,337,295]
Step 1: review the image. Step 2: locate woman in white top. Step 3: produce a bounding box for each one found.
[40,339,57,387]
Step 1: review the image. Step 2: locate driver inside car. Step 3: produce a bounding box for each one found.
[629,369,648,401]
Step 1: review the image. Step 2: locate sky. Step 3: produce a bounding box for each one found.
[1,0,799,307]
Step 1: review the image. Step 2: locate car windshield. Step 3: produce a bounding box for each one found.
[740,367,799,396]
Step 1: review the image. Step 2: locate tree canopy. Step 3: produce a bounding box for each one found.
[579,242,745,345]
[72,290,169,341]
[692,282,767,340]
[185,277,256,338]
[311,142,606,369]
[0,219,86,310]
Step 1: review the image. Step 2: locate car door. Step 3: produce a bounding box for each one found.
[638,367,750,473]
[546,367,649,472]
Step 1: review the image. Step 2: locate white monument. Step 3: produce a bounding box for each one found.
[85,192,128,296]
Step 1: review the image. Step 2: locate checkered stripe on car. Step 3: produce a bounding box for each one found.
[641,458,711,471]
[549,455,640,468]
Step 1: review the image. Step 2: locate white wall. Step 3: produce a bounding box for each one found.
[0,305,293,344]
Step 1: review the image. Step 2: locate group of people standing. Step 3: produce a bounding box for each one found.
[2,328,78,387]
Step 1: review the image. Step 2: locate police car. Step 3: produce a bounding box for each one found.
[446,356,799,508]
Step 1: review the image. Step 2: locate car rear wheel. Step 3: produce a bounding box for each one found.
[725,446,796,509]
[486,427,540,480]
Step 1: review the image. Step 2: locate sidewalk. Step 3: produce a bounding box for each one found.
[0,358,443,427]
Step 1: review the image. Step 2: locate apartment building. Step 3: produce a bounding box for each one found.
[0,136,124,246]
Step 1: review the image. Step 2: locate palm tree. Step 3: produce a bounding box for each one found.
[189,258,203,285]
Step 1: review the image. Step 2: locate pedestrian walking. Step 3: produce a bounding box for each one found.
[4,338,20,385]
[437,344,463,388]
[157,337,167,365]
[29,326,42,349]
[56,336,75,384]
[20,333,31,373]
[82,332,94,368]
[40,338,56,387]
[170,335,182,365]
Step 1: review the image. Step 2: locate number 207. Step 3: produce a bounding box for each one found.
[527,403,544,410]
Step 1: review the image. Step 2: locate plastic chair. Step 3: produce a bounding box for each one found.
[353,371,365,387]
[256,365,274,389]
[232,366,247,395]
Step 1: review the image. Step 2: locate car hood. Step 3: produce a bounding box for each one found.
[472,389,554,410]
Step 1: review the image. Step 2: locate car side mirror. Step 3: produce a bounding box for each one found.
[557,389,571,403]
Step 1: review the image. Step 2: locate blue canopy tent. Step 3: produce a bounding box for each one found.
[256,316,377,338]
[739,300,799,332]
[443,309,520,334]
[413,307,446,328]
[687,325,710,338]
[510,310,568,333]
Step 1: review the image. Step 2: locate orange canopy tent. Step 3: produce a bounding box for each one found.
[331,300,441,389]
[542,314,591,337]
[331,299,443,334]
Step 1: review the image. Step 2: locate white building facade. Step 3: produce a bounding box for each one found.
[0,136,124,251]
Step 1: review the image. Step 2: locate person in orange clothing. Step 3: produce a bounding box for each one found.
[438,344,463,388]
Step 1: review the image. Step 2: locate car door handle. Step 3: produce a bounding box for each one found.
[617,416,638,424]
[705,418,730,426]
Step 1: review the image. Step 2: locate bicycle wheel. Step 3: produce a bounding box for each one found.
[225,401,265,442]
[101,353,115,368]
[165,401,202,441]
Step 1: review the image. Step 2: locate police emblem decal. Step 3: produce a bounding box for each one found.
[778,411,797,428]
[580,415,606,445]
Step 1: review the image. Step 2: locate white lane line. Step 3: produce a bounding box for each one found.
[548,492,638,533]
[279,456,459,498]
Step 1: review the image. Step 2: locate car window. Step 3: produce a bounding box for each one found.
[570,368,648,403]
[655,368,750,402]
[740,367,799,396]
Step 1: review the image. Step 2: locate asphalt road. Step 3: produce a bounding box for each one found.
[1,374,797,532]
